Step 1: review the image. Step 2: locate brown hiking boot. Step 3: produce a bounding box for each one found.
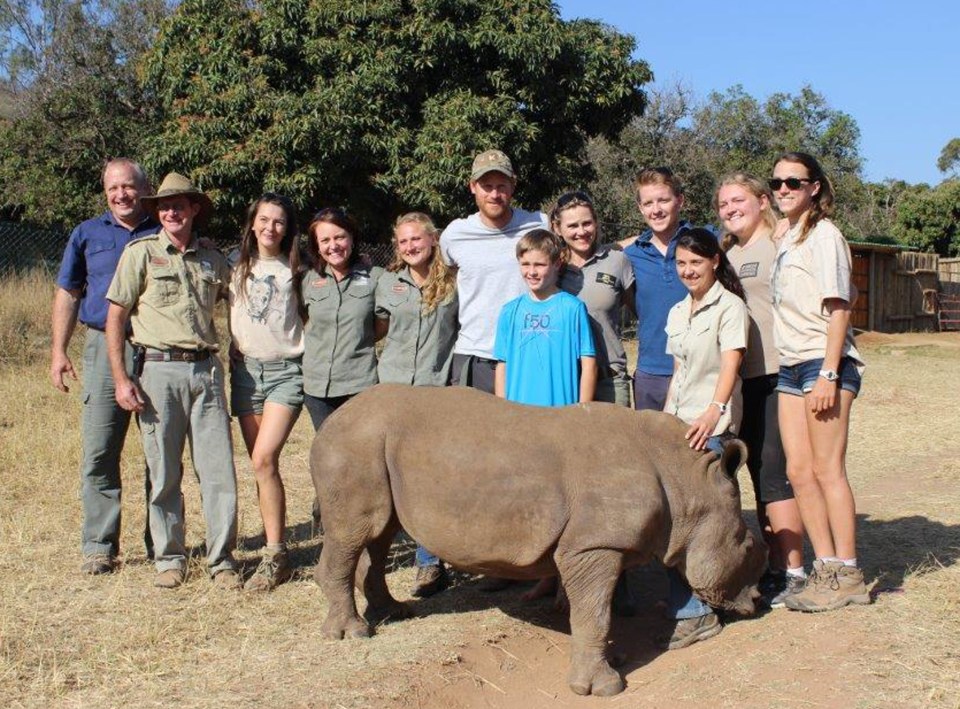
[81,554,114,575]
[785,560,871,612]
[243,550,292,593]
[213,569,242,590]
[154,568,184,589]
[410,564,448,598]
[657,612,722,650]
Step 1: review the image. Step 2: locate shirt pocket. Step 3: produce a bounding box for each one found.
[86,237,118,278]
[147,266,180,307]
[198,271,222,311]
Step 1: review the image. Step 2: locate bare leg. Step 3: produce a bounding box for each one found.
[779,393,836,559]
[556,549,624,696]
[766,498,805,569]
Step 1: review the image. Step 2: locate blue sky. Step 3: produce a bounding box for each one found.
[557,1,958,186]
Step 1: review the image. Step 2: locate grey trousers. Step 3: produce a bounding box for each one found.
[80,329,145,558]
[138,356,237,575]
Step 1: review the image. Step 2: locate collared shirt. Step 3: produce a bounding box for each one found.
[727,235,780,378]
[770,219,863,370]
[374,267,459,386]
[623,221,700,376]
[55,211,161,330]
[439,207,550,359]
[558,245,634,377]
[665,280,748,435]
[106,230,230,351]
[301,264,383,397]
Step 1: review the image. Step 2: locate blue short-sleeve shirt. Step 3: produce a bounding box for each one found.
[55,211,161,330]
[623,222,718,376]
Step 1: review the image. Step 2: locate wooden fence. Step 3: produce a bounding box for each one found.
[852,246,940,333]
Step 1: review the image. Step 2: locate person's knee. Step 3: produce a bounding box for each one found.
[251,449,281,480]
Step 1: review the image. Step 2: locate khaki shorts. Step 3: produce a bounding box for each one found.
[230,356,304,416]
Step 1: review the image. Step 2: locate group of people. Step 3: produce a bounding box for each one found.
[52,147,868,647]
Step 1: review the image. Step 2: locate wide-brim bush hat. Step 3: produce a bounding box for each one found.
[140,172,214,225]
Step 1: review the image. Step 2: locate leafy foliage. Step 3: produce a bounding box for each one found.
[141,0,651,240]
[938,138,960,176]
[894,179,960,255]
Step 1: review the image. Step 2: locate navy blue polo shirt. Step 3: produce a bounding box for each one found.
[55,211,161,330]
[624,221,717,376]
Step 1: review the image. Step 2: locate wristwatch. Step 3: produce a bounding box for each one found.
[819,369,840,382]
[710,401,728,413]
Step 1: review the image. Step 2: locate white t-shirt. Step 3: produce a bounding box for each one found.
[228,254,304,361]
[440,207,548,359]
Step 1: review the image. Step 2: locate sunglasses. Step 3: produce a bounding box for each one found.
[768,177,814,191]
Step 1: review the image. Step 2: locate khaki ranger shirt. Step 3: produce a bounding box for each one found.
[665,280,748,435]
[374,267,459,386]
[301,265,383,398]
[106,230,230,351]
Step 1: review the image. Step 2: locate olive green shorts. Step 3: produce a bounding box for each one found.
[230,356,304,416]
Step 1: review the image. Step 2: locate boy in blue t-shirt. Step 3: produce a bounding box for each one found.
[494,229,596,406]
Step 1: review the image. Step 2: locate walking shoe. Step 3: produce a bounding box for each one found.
[80,554,114,575]
[785,561,871,612]
[154,568,184,589]
[411,564,448,598]
[768,574,807,609]
[243,550,292,593]
[213,569,242,591]
[657,612,722,650]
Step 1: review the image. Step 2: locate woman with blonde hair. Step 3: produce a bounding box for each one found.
[375,211,459,597]
[768,152,868,612]
[716,173,806,607]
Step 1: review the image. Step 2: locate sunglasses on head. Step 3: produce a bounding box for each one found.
[555,190,593,209]
[768,177,814,191]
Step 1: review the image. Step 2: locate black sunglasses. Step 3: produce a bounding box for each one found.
[768,177,814,191]
[555,190,593,209]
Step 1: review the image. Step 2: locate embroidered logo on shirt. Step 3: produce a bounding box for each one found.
[738,262,760,279]
[150,257,169,267]
[596,272,617,287]
[312,278,327,287]
[392,284,408,293]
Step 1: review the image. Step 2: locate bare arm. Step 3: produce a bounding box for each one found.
[617,235,635,250]
[620,283,637,318]
[106,302,143,412]
[685,348,743,451]
[374,316,389,342]
[578,356,597,403]
[50,288,81,392]
[494,361,506,398]
[808,298,850,414]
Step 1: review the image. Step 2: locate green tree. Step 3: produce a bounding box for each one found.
[894,179,960,255]
[141,0,651,240]
[0,0,170,227]
[938,138,960,176]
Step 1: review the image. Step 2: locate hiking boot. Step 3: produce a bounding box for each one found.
[785,561,871,612]
[657,612,722,650]
[213,569,242,591]
[768,574,807,609]
[81,554,114,575]
[154,568,184,589]
[411,564,448,598]
[243,550,292,593]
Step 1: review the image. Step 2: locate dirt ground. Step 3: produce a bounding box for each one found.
[1,321,958,709]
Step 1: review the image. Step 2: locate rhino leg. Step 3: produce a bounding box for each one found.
[556,549,625,697]
[358,519,414,626]
[316,539,370,640]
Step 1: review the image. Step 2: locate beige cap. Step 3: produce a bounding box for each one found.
[470,149,515,181]
[140,172,213,225]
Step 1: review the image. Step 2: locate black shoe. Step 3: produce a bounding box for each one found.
[411,565,448,598]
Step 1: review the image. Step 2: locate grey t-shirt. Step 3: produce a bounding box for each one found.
[440,207,548,359]
[557,246,634,377]
[374,268,459,386]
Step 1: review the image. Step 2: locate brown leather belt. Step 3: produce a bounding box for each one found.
[143,348,211,363]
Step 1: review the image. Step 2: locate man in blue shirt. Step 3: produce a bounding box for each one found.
[51,158,161,575]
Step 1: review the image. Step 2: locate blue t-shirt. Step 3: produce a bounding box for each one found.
[55,211,162,330]
[493,291,595,407]
[624,221,717,376]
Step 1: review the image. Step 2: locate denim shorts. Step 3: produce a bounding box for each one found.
[777,356,861,398]
[230,355,304,416]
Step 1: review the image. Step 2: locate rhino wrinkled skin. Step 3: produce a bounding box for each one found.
[310,384,766,697]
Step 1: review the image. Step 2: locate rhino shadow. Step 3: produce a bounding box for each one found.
[857,513,960,591]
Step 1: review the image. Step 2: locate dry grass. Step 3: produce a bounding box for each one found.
[0,269,958,708]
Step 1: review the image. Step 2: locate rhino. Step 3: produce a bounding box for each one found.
[310,384,766,697]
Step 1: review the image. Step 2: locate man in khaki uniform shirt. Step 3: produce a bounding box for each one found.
[105,173,239,589]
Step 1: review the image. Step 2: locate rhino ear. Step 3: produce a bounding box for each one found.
[719,438,748,480]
